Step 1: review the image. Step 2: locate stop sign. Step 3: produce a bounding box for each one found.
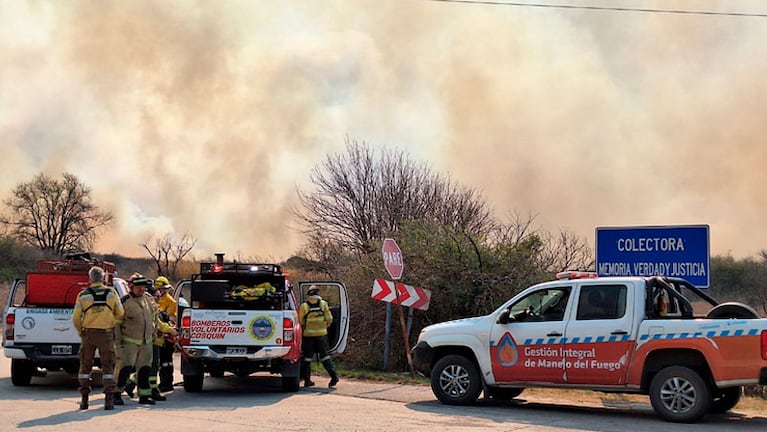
[382,238,404,280]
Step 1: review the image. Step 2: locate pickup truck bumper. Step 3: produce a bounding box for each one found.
[182,345,291,360]
[3,344,80,362]
[760,367,767,385]
[411,341,434,376]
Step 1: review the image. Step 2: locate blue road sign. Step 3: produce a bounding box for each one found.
[596,225,710,287]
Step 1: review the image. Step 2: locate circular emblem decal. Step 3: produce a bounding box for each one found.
[249,315,275,341]
[22,316,35,330]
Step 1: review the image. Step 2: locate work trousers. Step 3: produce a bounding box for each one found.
[78,328,116,394]
[116,342,153,397]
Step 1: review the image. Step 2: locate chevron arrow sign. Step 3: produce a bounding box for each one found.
[370,278,431,311]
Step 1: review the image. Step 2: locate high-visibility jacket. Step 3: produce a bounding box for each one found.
[298,296,333,337]
[72,283,125,336]
[156,292,177,322]
[116,293,174,346]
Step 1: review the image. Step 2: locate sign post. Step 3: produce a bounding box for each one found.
[381,238,414,375]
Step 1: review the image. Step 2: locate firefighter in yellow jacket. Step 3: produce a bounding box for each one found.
[72,266,125,410]
[298,285,339,388]
[113,276,177,405]
[154,276,178,392]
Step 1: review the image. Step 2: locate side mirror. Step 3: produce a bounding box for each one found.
[497,309,511,324]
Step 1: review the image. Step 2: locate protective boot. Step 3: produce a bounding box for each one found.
[323,359,339,387]
[104,393,114,410]
[151,387,166,401]
[124,380,136,398]
[302,360,315,387]
[112,392,125,406]
[159,366,174,392]
[138,396,156,405]
[79,388,89,410]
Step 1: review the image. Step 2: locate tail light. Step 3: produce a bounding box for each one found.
[761,330,767,361]
[180,312,191,346]
[283,316,294,344]
[4,313,14,341]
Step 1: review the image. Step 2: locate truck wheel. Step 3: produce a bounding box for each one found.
[705,302,759,319]
[649,366,711,423]
[431,354,482,405]
[281,375,300,392]
[709,387,741,413]
[183,373,204,392]
[11,359,34,386]
[486,386,525,401]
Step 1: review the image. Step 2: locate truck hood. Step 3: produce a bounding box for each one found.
[420,315,488,337]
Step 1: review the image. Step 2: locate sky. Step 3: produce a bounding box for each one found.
[1,0,766,261]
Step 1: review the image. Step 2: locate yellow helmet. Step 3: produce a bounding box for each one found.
[154,276,171,289]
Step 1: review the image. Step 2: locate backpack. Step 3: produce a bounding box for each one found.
[82,287,113,314]
[302,300,324,327]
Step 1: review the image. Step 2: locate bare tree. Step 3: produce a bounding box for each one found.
[141,232,197,279]
[0,173,113,256]
[538,230,595,273]
[295,138,494,253]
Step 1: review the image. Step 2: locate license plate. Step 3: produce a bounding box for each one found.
[225,346,247,355]
[52,345,72,355]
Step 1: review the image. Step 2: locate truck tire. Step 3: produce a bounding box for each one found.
[486,386,525,401]
[649,366,711,423]
[431,354,482,406]
[709,386,741,413]
[11,359,34,386]
[705,302,760,319]
[281,375,300,392]
[183,373,204,392]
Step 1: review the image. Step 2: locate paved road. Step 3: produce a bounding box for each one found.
[1,354,765,431]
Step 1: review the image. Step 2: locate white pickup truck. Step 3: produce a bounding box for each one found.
[2,257,126,386]
[176,254,349,392]
[412,271,767,423]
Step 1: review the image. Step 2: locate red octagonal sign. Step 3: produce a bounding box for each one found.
[382,238,404,280]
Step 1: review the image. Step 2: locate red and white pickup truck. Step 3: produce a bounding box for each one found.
[175,254,349,392]
[411,271,767,423]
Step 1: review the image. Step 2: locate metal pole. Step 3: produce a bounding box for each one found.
[383,302,392,370]
[406,306,415,338]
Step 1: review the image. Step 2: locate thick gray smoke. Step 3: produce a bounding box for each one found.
[1,1,765,260]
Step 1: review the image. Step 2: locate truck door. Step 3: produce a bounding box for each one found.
[173,280,192,326]
[298,282,350,354]
[490,286,572,384]
[563,283,635,385]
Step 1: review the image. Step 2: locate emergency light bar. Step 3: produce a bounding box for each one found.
[200,262,283,275]
[556,271,599,280]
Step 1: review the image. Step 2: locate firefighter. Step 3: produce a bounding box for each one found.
[298,285,339,388]
[113,275,177,405]
[154,276,178,392]
[72,266,125,410]
[147,284,168,401]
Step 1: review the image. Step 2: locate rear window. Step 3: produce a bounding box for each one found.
[190,274,290,311]
[576,284,627,320]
